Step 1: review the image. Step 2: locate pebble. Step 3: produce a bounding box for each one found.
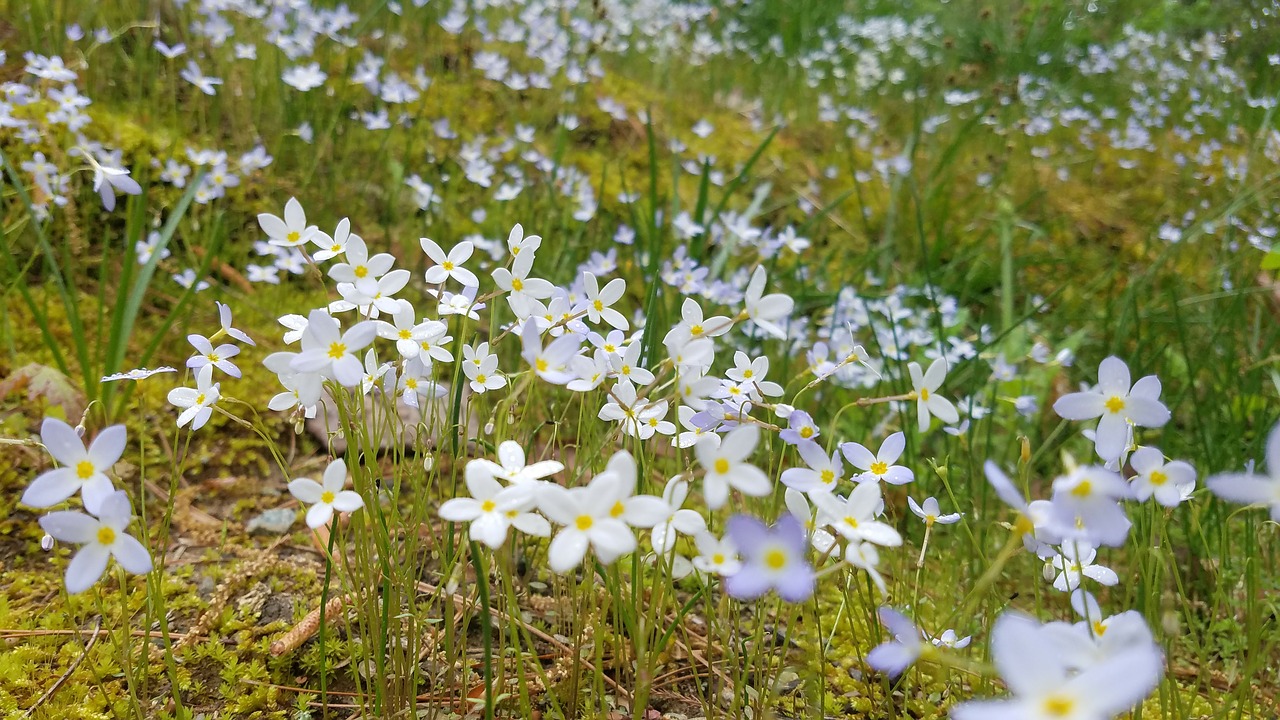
[245,507,297,534]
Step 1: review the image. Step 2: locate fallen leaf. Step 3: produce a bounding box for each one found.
[0,363,85,420]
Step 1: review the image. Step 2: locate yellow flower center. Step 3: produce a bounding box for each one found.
[406,378,418,389]
[1105,396,1125,413]
[354,265,368,278]
[76,460,95,480]
[481,500,497,513]
[331,244,341,252]
[764,548,787,570]
[610,501,626,518]
[195,393,206,405]
[713,458,730,474]
[799,426,814,439]
[575,515,594,531]
[1149,470,1168,486]
[690,324,704,336]
[399,329,412,339]
[96,526,116,546]
[1042,696,1074,717]
[442,261,455,270]
[743,369,754,378]
[208,352,220,362]
[286,230,300,243]
[712,553,725,565]
[511,278,524,291]
[535,358,549,372]
[1092,620,1108,636]
[844,516,859,529]
[321,491,335,504]
[920,387,930,400]
[820,469,835,484]
[1070,480,1093,498]
[870,461,888,475]
[327,342,347,359]
[593,299,604,312]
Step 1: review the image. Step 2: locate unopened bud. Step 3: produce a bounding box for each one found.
[41,534,54,551]
[484,421,495,435]
[506,412,515,425]
[423,453,435,472]
[1020,436,1031,465]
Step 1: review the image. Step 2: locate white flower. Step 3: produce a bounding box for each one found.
[780,441,843,494]
[611,341,655,387]
[329,235,395,298]
[258,197,316,248]
[186,334,241,378]
[39,490,152,593]
[470,440,564,494]
[421,238,479,287]
[22,418,124,514]
[90,161,141,212]
[1128,447,1195,507]
[841,432,914,485]
[692,531,741,576]
[215,301,254,345]
[102,366,177,382]
[950,612,1163,720]
[811,482,903,547]
[540,470,638,572]
[282,62,327,91]
[742,266,794,339]
[311,217,356,262]
[1048,465,1133,548]
[907,496,962,526]
[650,476,708,553]
[908,358,959,432]
[1053,357,1171,463]
[696,424,771,509]
[1045,542,1119,592]
[463,352,507,393]
[438,464,549,549]
[288,459,365,529]
[492,250,554,316]
[292,309,378,387]
[663,297,732,345]
[521,320,581,385]
[168,365,221,430]
[581,272,628,330]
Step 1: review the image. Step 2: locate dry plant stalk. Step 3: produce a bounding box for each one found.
[270,591,353,657]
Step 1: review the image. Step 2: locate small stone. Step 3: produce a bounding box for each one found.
[246,507,296,534]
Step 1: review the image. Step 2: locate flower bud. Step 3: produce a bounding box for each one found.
[423,453,435,472]
[41,534,54,551]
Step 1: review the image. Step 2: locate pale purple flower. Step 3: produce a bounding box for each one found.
[723,514,814,603]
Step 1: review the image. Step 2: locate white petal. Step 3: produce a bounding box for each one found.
[111,534,153,574]
[65,544,110,594]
